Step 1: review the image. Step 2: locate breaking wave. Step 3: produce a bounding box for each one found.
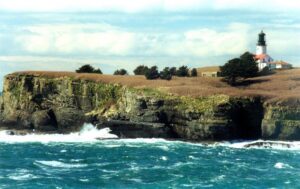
[219,140,300,150]
[0,123,118,143]
[35,160,88,168]
[1,124,300,151]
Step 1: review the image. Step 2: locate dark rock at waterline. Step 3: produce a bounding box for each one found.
[243,141,294,148]
[53,108,85,132]
[32,110,58,131]
[5,130,15,135]
[97,120,178,139]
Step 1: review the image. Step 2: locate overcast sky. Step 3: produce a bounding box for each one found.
[0,0,299,86]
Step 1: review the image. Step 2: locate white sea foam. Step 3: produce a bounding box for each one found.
[157,145,169,151]
[210,175,226,183]
[79,178,89,182]
[0,123,118,143]
[117,138,168,143]
[1,124,300,151]
[127,178,143,183]
[8,169,39,181]
[8,174,38,181]
[188,155,198,160]
[219,140,300,150]
[35,160,88,168]
[274,162,293,169]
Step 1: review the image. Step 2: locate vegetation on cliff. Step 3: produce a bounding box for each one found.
[12,69,300,104]
[220,52,258,85]
[1,69,300,140]
[76,64,103,74]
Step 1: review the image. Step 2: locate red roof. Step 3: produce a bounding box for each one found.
[254,54,268,60]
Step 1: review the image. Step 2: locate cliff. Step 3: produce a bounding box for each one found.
[0,72,299,141]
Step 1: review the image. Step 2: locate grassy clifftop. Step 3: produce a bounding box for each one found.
[2,69,300,140]
[10,69,300,105]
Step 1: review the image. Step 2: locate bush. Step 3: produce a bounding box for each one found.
[160,67,172,80]
[176,66,189,77]
[191,68,198,77]
[76,64,95,73]
[93,68,102,74]
[145,66,160,80]
[220,52,258,85]
[134,65,149,75]
[170,67,177,76]
[114,69,128,75]
[76,64,103,74]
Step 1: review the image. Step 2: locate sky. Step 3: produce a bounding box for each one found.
[0,0,300,87]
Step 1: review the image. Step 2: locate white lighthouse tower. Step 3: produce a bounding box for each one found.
[255,31,273,70]
[256,31,267,54]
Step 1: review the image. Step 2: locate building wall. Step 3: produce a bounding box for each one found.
[258,62,268,70]
[269,64,292,70]
[201,72,219,77]
[257,55,274,70]
[256,45,266,55]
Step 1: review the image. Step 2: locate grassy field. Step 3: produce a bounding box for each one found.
[12,69,300,104]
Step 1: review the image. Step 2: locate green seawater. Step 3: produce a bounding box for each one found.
[0,137,300,189]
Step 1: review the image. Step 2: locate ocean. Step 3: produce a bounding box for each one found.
[0,124,299,189]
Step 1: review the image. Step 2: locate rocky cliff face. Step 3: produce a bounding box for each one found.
[0,73,299,141]
[262,103,300,140]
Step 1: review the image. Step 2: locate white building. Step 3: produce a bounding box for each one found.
[268,61,292,69]
[254,31,274,70]
[254,31,292,70]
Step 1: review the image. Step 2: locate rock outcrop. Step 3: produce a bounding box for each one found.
[0,73,299,141]
[262,102,300,140]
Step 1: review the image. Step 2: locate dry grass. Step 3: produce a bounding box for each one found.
[11,69,300,103]
[197,66,220,73]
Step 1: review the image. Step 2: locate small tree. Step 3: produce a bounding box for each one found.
[240,52,258,78]
[145,66,160,80]
[76,64,102,74]
[170,67,177,76]
[191,68,198,77]
[176,66,189,77]
[220,58,242,85]
[160,67,172,80]
[76,64,95,73]
[220,52,258,85]
[93,68,103,74]
[114,69,128,75]
[134,65,149,75]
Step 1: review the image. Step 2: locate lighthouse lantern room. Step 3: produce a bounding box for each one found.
[254,31,273,70]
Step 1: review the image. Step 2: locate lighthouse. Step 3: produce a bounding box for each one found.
[254,31,273,70]
[256,31,267,55]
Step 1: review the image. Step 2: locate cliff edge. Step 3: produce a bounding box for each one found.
[0,71,299,141]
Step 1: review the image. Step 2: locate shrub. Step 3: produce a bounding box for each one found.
[93,68,103,74]
[76,64,95,73]
[160,67,172,80]
[176,66,189,77]
[76,64,102,74]
[145,66,160,80]
[134,65,149,75]
[191,68,198,77]
[114,69,128,75]
[220,58,242,85]
[170,67,177,76]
